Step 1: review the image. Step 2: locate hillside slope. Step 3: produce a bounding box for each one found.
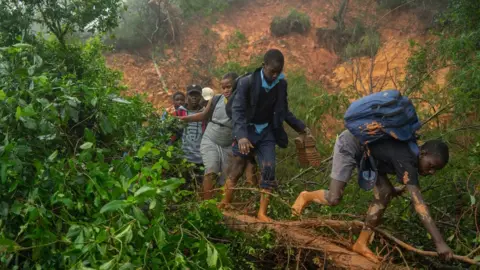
[106,0,434,108]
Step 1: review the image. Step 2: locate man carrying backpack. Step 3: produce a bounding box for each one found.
[219,49,310,222]
[291,90,453,262]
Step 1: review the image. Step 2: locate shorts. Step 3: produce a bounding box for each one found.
[330,130,362,182]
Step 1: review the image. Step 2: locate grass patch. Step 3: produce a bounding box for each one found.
[344,29,381,58]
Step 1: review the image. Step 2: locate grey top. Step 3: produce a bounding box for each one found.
[182,109,204,164]
[203,95,233,147]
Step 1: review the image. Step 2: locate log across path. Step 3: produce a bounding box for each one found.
[222,211,480,269]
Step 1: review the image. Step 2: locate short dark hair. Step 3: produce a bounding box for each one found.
[172,91,185,100]
[420,140,449,164]
[222,72,239,81]
[264,49,284,66]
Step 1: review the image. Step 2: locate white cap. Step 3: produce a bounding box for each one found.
[202,87,215,101]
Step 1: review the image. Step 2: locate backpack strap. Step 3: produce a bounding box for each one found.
[207,95,222,123]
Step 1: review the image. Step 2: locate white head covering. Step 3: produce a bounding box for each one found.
[202,87,215,101]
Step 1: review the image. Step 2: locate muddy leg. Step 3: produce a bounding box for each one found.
[203,173,217,200]
[257,189,272,222]
[352,174,394,263]
[292,179,346,216]
[218,155,246,209]
[245,158,259,186]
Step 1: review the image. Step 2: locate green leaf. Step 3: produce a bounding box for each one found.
[470,195,476,206]
[474,255,480,262]
[115,225,132,239]
[100,200,130,214]
[0,90,6,101]
[91,97,98,107]
[132,207,149,225]
[134,186,155,197]
[22,105,36,117]
[99,258,116,270]
[13,43,33,49]
[48,150,58,161]
[118,263,134,270]
[446,234,454,242]
[0,164,7,184]
[15,106,22,120]
[149,199,157,210]
[159,178,185,192]
[96,229,108,243]
[0,238,19,252]
[207,244,219,268]
[21,117,37,130]
[100,115,113,134]
[154,225,166,248]
[67,107,79,122]
[80,142,93,150]
[74,231,84,250]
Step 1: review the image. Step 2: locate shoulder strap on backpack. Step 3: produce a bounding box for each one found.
[207,95,222,123]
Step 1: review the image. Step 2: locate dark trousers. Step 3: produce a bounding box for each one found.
[232,125,277,189]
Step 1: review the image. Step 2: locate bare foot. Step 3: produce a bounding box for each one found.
[291,191,308,216]
[257,213,273,223]
[217,202,233,210]
[352,242,381,263]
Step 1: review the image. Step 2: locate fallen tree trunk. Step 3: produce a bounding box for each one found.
[276,218,480,266]
[223,211,401,270]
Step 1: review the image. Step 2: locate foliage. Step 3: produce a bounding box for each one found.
[270,9,311,37]
[0,1,36,46]
[108,0,181,50]
[222,30,248,61]
[405,0,480,113]
[1,0,124,46]
[0,2,269,269]
[170,0,243,19]
[344,29,380,58]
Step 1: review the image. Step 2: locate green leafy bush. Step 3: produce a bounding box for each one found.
[0,3,258,268]
[270,9,311,37]
[344,29,380,58]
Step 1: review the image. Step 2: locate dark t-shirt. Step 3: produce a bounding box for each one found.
[369,139,419,186]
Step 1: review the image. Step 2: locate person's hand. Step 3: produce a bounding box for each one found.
[300,127,312,135]
[436,242,453,261]
[174,115,185,121]
[238,138,254,155]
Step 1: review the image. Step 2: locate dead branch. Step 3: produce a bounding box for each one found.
[467,245,480,259]
[368,53,376,94]
[376,228,479,265]
[395,246,411,270]
[421,104,453,127]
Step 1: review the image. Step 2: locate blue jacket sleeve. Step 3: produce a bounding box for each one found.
[232,76,250,140]
[283,84,306,133]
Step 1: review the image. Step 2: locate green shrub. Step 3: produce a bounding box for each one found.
[344,29,381,58]
[270,9,311,37]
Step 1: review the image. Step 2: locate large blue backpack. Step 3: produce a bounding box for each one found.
[344,90,421,190]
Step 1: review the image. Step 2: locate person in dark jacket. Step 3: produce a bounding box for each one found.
[219,49,310,222]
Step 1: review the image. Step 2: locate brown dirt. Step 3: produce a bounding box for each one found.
[105,0,437,121]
